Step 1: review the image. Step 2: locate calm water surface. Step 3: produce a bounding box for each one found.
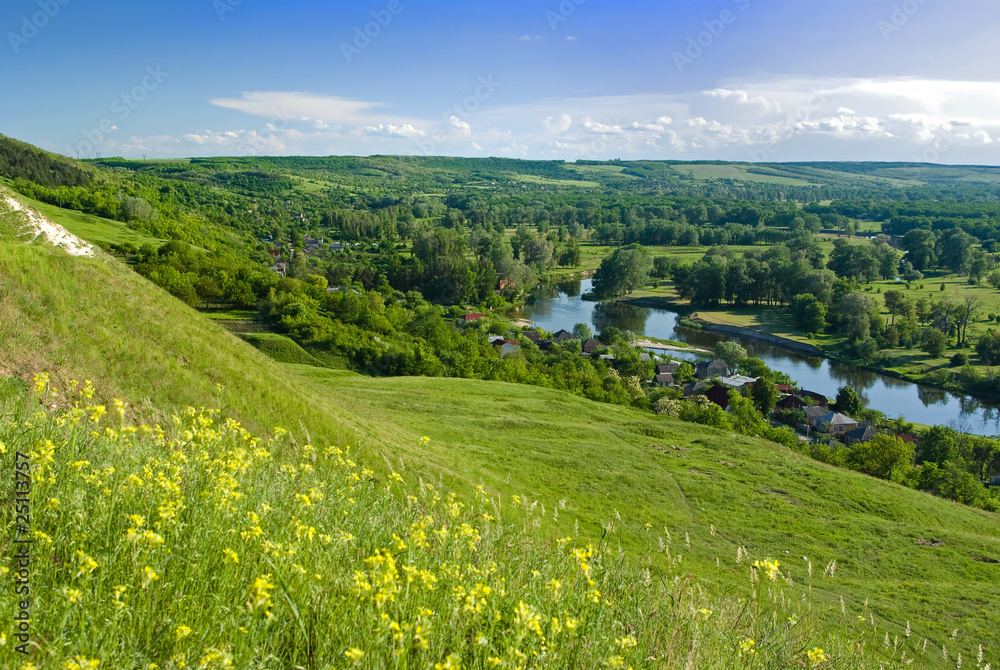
[518,279,1000,436]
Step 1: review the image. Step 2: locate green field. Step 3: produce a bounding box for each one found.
[512,173,600,188]
[670,164,821,186]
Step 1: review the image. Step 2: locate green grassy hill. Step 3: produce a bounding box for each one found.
[2,188,999,668]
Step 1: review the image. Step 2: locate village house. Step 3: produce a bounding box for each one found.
[844,425,878,445]
[656,363,680,376]
[552,329,575,342]
[654,373,674,387]
[522,330,541,343]
[493,340,521,358]
[799,390,831,407]
[682,381,711,397]
[815,411,859,436]
[582,338,604,354]
[705,385,730,409]
[718,375,758,392]
[696,360,729,380]
[462,313,485,322]
[775,395,806,411]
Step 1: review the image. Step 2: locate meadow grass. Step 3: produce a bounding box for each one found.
[289,367,1000,668]
[0,379,932,669]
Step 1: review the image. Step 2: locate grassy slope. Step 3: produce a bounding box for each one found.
[0,178,165,248]
[2,190,999,665]
[290,367,1000,654]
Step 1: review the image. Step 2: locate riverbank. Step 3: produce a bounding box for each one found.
[686,309,1000,406]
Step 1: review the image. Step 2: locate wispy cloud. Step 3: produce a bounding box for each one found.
[142,77,1000,162]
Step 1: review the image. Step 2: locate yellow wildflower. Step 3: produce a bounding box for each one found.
[807,648,830,666]
[344,648,364,663]
[176,625,192,640]
[76,551,99,577]
[247,574,275,611]
[141,566,160,589]
[223,548,239,564]
[63,658,100,670]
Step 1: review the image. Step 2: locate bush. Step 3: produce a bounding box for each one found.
[950,352,969,367]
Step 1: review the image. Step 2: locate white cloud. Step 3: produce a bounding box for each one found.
[362,123,425,138]
[448,115,472,136]
[543,113,573,133]
[566,36,577,41]
[144,76,1000,162]
[518,34,540,41]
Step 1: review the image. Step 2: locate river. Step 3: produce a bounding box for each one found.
[518,279,1000,436]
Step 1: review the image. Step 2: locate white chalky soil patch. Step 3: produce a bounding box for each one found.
[2,193,94,257]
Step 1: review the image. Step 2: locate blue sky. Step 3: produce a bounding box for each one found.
[3,0,1000,162]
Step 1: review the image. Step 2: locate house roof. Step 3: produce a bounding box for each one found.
[655,373,674,385]
[582,338,603,352]
[657,363,680,374]
[817,411,857,427]
[523,330,541,342]
[463,313,485,321]
[803,405,831,421]
[718,375,758,388]
[553,329,574,341]
[845,426,878,442]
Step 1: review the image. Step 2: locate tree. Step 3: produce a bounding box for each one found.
[901,229,937,271]
[917,426,956,465]
[838,293,875,343]
[883,290,913,326]
[714,341,748,373]
[834,386,862,415]
[953,295,981,348]
[558,239,581,267]
[790,293,827,333]
[976,329,1000,365]
[572,323,593,340]
[845,435,914,481]
[523,237,555,270]
[591,244,652,298]
[751,378,779,415]
[921,328,949,357]
[827,240,880,283]
[938,228,976,275]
